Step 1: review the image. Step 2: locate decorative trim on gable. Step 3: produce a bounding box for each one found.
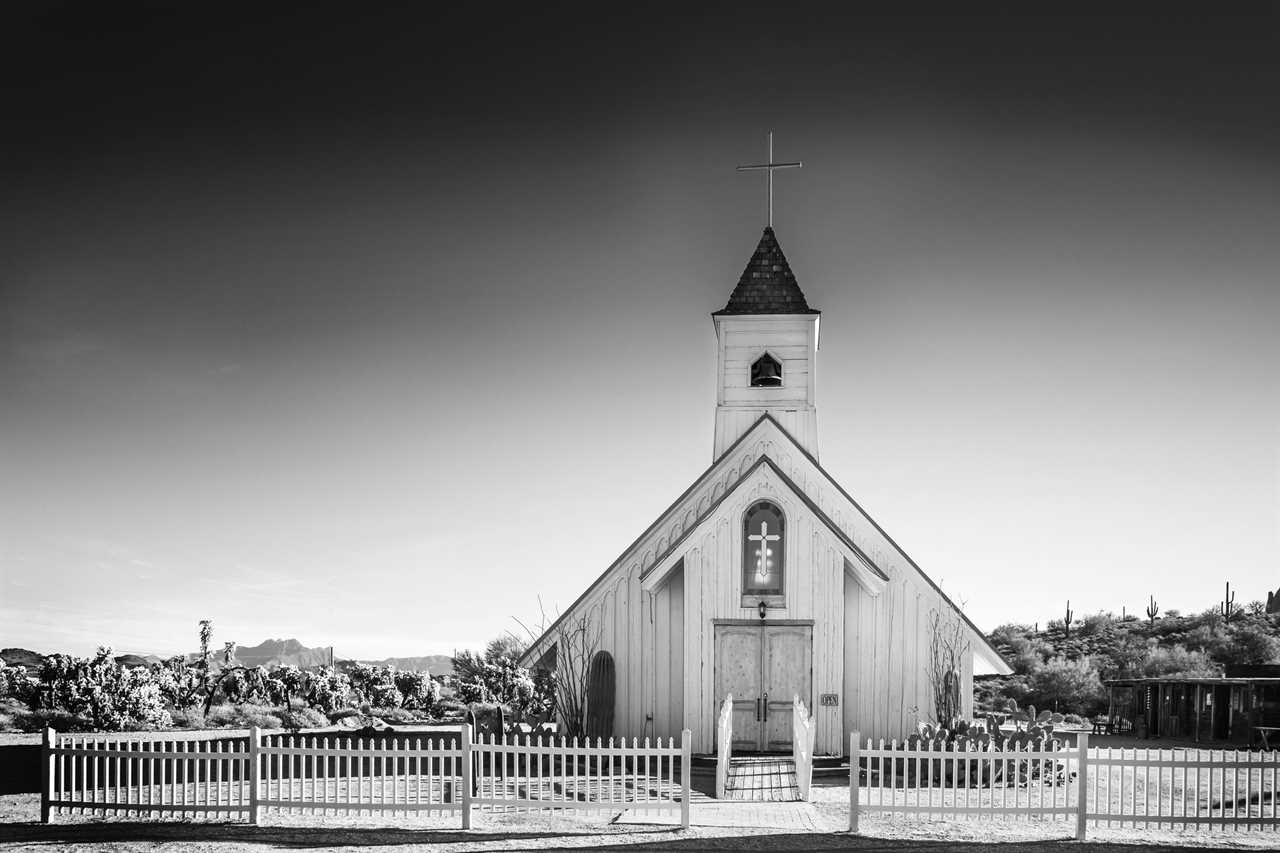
[639,456,888,594]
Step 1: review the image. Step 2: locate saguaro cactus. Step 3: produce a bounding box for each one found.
[1063,600,1074,641]
[584,651,616,740]
[1221,581,1238,624]
[1146,595,1159,625]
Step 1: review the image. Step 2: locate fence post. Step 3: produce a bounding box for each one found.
[848,731,860,834]
[1075,731,1089,841]
[460,723,472,830]
[248,726,261,825]
[40,727,54,823]
[680,729,692,829]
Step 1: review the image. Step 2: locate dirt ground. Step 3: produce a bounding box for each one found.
[5,785,1280,853]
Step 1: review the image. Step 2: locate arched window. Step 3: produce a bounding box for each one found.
[742,500,785,598]
[750,353,782,387]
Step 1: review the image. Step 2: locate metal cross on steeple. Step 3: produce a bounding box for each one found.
[736,131,802,227]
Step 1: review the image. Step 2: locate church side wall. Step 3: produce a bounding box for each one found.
[843,568,982,747]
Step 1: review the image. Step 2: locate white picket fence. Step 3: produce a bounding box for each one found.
[42,725,691,828]
[850,731,1280,838]
[1088,745,1280,830]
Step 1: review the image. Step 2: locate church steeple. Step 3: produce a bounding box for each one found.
[715,227,819,316]
[711,227,821,461]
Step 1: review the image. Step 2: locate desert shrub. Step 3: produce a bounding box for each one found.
[0,662,36,703]
[0,696,29,731]
[974,675,1030,713]
[367,706,422,724]
[452,656,544,720]
[279,705,329,729]
[1026,657,1105,716]
[349,664,402,708]
[204,703,282,729]
[13,707,92,733]
[1140,643,1220,678]
[35,649,171,731]
[274,666,308,702]
[308,668,354,713]
[150,657,207,710]
[433,696,466,720]
[167,708,207,729]
[394,670,440,712]
[327,708,362,724]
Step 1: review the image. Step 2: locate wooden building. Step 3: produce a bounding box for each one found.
[1106,676,1280,745]
[520,226,1010,756]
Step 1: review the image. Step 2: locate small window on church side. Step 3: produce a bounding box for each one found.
[742,500,785,599]
[750,353,782,387]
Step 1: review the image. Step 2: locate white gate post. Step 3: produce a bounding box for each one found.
[680,729,692,829]
[1075,731,1090,841]
[248,726,261,825]
[40,727,54,823]
[460,723,473,829]
[848,731,860,834]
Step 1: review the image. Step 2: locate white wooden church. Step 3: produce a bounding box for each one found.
[521,223,1010,756]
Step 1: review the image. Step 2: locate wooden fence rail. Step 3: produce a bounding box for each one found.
[42,725,691,829]
[851,731,1280,839]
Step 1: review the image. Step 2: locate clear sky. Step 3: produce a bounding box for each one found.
[2,4,1278,660]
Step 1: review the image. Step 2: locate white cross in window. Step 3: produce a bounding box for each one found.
[748,521,780,581]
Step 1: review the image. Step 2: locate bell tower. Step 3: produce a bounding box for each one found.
[712,226,820,460]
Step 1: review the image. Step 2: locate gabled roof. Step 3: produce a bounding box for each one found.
[638,455,888,592]
[518,414,1011,674]
[713,227,820,316]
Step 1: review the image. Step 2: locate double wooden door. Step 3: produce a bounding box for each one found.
[714,624,812,753]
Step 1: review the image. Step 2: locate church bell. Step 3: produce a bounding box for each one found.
[751,355,783,387]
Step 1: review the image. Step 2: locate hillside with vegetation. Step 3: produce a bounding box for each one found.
[0,622,453,734]
[978,588,1280,719]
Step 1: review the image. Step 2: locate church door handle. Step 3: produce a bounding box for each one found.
[763,692,769,721]
[755,698,761,721]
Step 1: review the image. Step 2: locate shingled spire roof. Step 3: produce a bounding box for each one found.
[714,227,819,316]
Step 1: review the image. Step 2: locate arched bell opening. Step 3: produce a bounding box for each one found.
[750,352,783,387]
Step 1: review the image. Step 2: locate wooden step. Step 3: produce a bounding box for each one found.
[723,757,801,802]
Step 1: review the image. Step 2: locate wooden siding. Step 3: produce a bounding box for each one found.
[537,416,991,756]
[842,570,975,745]
[676,465,847,754]
[714,314,819,459]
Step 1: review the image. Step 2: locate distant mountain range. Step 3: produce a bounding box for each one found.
[350,655,454,676]
[1,648,47,669]
[212,638,334,669]
[1,647,164,669]
[2,641,453,675]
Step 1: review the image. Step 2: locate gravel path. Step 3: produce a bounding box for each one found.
[4,788,1280,851]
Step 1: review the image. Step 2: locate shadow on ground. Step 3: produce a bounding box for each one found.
[0,821,1234,852]
[0,822,635,848]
